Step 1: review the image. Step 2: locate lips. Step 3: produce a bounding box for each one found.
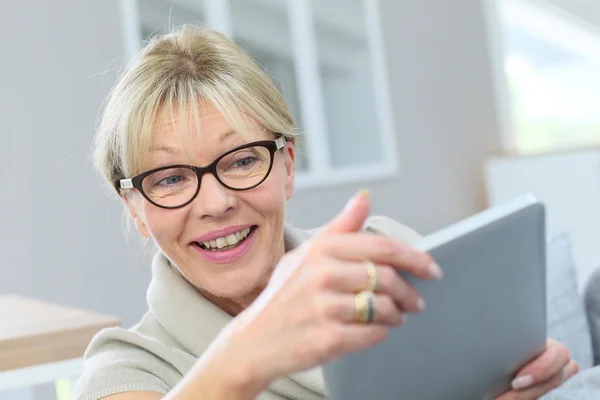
[192,224,254,243]
[190,225,257,264]
[196,227,252,250]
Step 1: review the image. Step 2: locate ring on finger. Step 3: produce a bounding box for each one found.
[364,260,377,292]
[355,290,376,324]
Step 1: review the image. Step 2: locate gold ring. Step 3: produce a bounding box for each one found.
[365,261,377,292]
[355,291,376,324]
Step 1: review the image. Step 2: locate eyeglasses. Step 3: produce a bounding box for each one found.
[116,138,285,209]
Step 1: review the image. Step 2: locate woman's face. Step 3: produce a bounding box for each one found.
[126,102,296,303]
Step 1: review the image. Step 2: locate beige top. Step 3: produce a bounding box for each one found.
[73,216,421,400]
[0,295,119,372]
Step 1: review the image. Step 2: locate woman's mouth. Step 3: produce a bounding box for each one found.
[191,225,257,264]
[194,226,257,252]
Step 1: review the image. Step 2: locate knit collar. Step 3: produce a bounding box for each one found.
[147,222,324,399]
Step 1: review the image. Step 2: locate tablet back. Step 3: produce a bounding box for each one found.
[323,196,547,400]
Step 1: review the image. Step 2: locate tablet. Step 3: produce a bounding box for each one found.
[323,194,547,400]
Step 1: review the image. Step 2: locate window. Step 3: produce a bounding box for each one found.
[487,0,600,155]
[120,0,398,189]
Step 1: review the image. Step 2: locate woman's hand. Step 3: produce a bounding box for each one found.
[212,191,441,395]
[495,339,579,400]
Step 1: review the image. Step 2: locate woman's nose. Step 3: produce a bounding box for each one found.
[190,173,236,218]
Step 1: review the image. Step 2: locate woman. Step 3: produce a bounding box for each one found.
[74,26,578,400]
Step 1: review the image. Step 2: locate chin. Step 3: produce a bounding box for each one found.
[185,225,275,297]
[205,273,267,302]
[191,257,271,298]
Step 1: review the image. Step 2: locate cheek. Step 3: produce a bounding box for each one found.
[249,168,288,211]
[143,207,188,244]
[234,173,287,238]
[242,186,284,219]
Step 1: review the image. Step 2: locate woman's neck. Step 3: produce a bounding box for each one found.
[198,242,285,316]
[199,278,269,316]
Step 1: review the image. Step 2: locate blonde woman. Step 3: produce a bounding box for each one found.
[74,26,577,400]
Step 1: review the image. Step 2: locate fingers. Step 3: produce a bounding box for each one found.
[511,339,571,390]
[495,360,578,400]
[318,190,371,236]
[317,262,425,313]
[315,234,441,281]
[317,293,406,326]
[497,340,578,400]
[564,359,579,378]
[312,190,440,282]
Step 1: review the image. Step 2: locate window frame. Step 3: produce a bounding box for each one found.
[119,0,399,189]
[484,0,600,155]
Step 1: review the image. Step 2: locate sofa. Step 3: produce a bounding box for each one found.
[542,233,600,398]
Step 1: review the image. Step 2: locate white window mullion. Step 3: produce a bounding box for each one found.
[204,0,233,38]
[483,0,518,152]
[364,0,398,173]
[288,0,331,173]
[120,0,143,60]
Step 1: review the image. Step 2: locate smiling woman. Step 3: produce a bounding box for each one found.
[73,25,577,400]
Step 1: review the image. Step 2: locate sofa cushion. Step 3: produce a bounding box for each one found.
[546,233,593,370]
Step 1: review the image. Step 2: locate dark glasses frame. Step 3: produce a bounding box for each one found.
[115,137,285,209]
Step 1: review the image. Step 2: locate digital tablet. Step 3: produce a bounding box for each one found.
[323,194,547,400]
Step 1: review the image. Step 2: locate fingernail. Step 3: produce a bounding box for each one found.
[344,189,370,212]
[429,263,443,280]
[356,189,370,200]
[417,297,426,311]
[512,374,533,390]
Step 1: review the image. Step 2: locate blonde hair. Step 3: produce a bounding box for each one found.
[93,25,298,193]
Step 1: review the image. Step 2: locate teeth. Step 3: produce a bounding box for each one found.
[199,228,252,250]
[225,234,237,245]
[216,237,227,249]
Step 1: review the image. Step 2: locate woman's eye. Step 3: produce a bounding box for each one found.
[157,175,182,186]
[233,157,256,168]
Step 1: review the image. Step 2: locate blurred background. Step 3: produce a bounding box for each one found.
[2,0,600,398]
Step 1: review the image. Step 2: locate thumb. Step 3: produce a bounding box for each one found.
[319,190,371,236]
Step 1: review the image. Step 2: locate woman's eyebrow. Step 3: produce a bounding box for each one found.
[149,146,180,154]
[150,129,240,153]
[218,129,238,144]
[150,129,248,155]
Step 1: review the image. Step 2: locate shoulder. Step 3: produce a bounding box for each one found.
[74,312,191,400]
[361,215,422,243]
[289,215,422,244]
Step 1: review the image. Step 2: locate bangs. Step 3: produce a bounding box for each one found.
[124,78,270,178]
[94,26,299,193]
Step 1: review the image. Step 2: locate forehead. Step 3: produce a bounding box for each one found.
[154,102,254,142]
[145,101,267,164]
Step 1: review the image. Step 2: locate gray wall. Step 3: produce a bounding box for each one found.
[0,0,153,328]
[288,0,502,234]
[0,0,501,330]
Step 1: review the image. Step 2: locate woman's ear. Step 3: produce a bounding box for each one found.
[123,194,151,238]
[284,141,296,200]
